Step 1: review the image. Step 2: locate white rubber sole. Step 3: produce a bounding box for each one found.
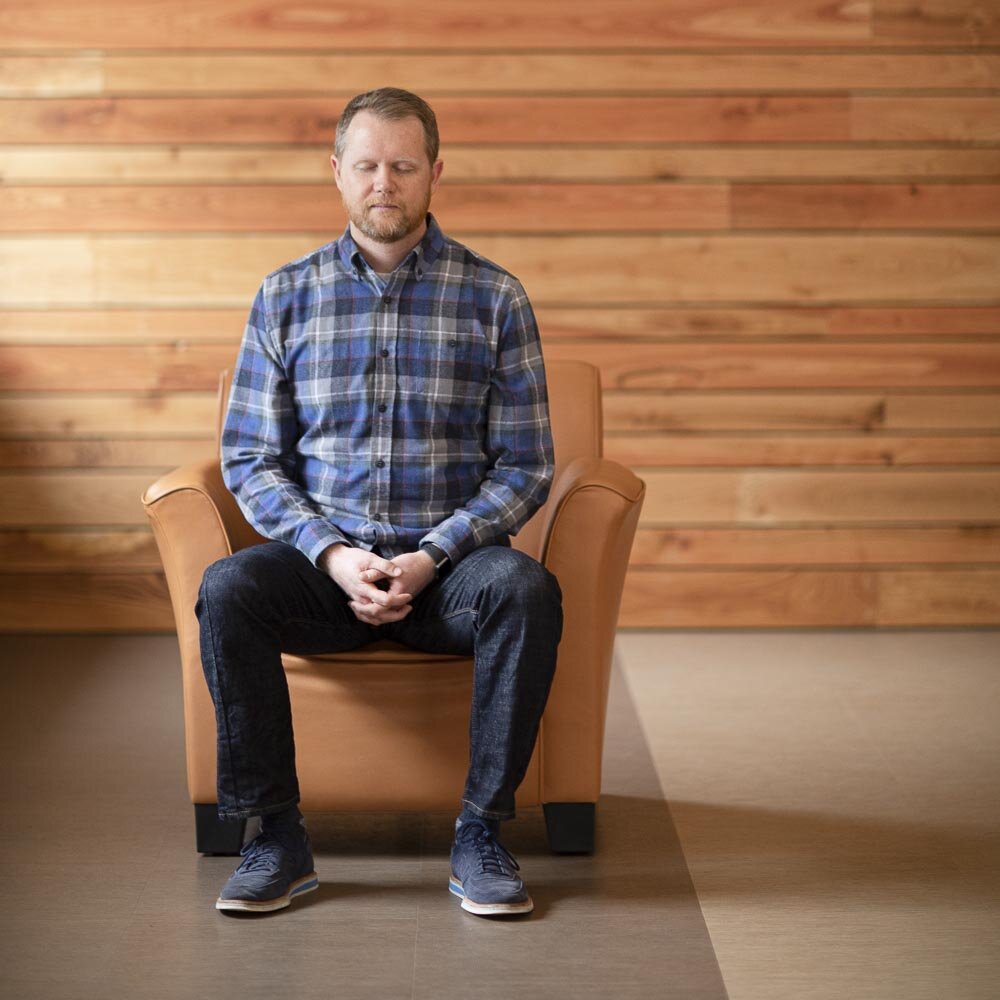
[215,872,319,913]
[448,876,534,915]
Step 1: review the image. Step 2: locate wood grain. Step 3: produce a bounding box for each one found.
[2,307,998,345]
[0,473,154,526]
[545,342,1000,389]
[0,183,730,233]
[4,235,998,306]
[731,183,1000,230]
[5,52,999,97]
[0,0,880,50]
[5,341,998,392]
[0,528,160,571]
[0,572,173,631]
[638,469,1000,523]
[606,434,1000,468]
[604,391,1000,432]
[0,96,854,145]
[0,394,217,437]
[4,146,1000,183]
[620,568,1000,627]
[630,526,1000,566]
[0,439,210,469]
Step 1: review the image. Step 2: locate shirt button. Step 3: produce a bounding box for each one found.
[372,513,381,521]
[380,348,389,358]
[376,459,385,468]
[382,295,392,305]
[378,403,387,412]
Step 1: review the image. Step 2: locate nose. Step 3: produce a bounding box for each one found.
[373,165,396,192]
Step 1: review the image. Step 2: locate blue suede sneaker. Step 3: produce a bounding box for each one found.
[448,819,533,916]
[216,821,318,913]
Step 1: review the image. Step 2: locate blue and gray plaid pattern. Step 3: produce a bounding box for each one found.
[222,214,554,568]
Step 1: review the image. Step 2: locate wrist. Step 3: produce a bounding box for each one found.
[419,542,450,579]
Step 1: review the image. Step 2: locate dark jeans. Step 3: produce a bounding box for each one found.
[195,542,563,823]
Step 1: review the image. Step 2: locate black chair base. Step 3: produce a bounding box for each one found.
[194,803,247,856]
[543,801,596,854]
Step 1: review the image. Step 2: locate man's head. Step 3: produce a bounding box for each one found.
[331,88,443,248]
[334,88,439,166]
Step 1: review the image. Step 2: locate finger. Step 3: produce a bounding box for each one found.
[359,583,412,608]
[366,556,403,579]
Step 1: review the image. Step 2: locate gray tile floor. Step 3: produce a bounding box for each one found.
[0,636,726,1000]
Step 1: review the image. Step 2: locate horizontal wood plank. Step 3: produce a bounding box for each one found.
[5,341,1000,392]
[630,526,1000,566]
[0,473,154,526]
[619,568,1000,627]
[5,52,999,97]
[3,391,996,439]
[877,568,1000,625]
[0,96,856,145]
[0,183,729,234]
[0,438,210,468]
[604,391,1000,432]
[731,183,1000,230]
[546,342,1000,389]
[6,183,1000,234]
[3,469,997,528]
[6,97,999,145]
[0,394,217,437]
[638,469,1000,523]
[0,0,882,50]
[4,146,1000,184]
[0,572,173,631]
[4,235,998,306]
[606,434,1000,467]
[3,307,997,346]
[0,528,160,571]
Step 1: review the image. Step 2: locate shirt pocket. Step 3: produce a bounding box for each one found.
[397,326,492,402]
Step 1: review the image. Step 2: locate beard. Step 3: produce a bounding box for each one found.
[345,189,432,244]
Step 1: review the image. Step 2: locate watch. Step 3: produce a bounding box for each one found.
[420,543,451,579]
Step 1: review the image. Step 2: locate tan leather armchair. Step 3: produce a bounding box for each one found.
[142,360,644,855]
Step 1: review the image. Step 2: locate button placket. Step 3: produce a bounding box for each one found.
[370,286,397,534]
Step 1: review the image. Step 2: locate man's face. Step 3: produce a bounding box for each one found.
[331,111,443,245]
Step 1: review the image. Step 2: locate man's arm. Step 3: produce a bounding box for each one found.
[222,283,350,566]
[419,282,555,566]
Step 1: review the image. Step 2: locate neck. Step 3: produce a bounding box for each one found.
[350,219,428,273]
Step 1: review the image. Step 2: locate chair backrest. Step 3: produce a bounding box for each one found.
[216,359,603,560]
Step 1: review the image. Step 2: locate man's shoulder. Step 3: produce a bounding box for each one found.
[259,240,344,291]
[437,232,524,296]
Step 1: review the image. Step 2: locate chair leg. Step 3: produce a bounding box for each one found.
[543,802,595,855]
[194,803,247,856]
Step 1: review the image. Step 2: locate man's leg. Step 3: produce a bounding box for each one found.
[386,545,563,915]
[195,540,375,911]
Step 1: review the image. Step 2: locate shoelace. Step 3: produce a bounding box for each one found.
[237,829,300,874]
[459,824,521,878]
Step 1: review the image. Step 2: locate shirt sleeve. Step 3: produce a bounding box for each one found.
[221,282,350,566]
[419,281,555,565]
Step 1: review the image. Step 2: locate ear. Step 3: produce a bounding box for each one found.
[330,153,343,192]
[430,158,444,195]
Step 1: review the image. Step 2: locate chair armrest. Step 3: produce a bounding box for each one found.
[539,457,646,803]
[142,459,267,801]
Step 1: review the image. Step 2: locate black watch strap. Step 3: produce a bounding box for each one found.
[420,542,451,578]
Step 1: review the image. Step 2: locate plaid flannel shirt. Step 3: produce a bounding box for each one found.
[221,214,555,568]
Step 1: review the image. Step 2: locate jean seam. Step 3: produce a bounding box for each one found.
[202,582,242,812]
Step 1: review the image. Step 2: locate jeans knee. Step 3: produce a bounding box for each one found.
[197,549,265,623]
[483,550,561,612]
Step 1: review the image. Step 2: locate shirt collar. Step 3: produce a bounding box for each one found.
[338,212,445,282]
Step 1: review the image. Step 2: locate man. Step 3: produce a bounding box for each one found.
[195,88,562,917]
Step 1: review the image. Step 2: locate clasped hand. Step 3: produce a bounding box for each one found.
[319,544,436,626]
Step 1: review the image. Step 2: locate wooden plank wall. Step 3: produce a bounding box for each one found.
[1,1,999,631]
